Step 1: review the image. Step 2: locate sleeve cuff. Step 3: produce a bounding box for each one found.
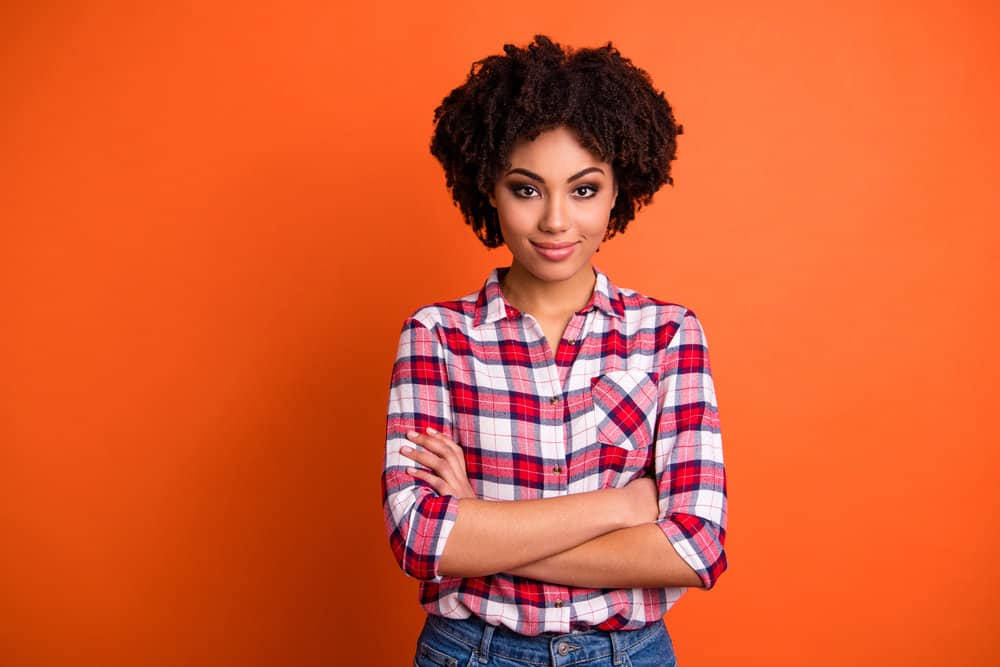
[655,514,726,590]
[405,492,460,583]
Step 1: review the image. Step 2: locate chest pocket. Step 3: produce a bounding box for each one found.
[590,370,661,451]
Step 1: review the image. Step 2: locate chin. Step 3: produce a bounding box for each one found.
[521,259,591,284]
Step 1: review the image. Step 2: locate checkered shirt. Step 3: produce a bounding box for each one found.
[382,266,727,636]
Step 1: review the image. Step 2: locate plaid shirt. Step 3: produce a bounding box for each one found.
[382,266,727,636]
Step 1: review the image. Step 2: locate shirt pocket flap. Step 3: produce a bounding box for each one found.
[590,370,660,451]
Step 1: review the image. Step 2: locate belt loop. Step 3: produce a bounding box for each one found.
[609,629,627,666]
[477,621,495,663]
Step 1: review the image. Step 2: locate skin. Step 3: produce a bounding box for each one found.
[400,126,704,589]
[487,125,618,355]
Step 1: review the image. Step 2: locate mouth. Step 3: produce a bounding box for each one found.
[531,241,579,261]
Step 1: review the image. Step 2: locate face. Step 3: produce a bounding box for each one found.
[488,125,618,285]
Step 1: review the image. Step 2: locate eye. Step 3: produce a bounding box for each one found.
[510,184,540,198]
[573,184,599,198]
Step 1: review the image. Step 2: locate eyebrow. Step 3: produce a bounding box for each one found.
[504,166,605,183]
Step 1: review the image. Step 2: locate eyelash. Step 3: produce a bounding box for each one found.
[510,184,599,199]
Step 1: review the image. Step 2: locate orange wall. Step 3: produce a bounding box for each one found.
[3,2,999,665]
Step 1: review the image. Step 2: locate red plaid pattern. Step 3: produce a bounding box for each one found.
[382,266,727,636]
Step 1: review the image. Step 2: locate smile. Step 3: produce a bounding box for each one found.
[531,241,578,261]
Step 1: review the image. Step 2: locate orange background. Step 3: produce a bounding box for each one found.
[3,1,999,665]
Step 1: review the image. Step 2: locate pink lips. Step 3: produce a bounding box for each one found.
[531,241,578,261]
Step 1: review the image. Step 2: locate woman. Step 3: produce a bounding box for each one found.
[382,35,727,667]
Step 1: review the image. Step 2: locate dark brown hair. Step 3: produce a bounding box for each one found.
[430,34,683,248]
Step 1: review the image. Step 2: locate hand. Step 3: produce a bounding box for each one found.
[623,474,660,526]
[400,427,477,499]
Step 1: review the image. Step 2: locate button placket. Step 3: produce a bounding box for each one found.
[521,312,566,494]
[548,390,566,487]
[547,311,589,493]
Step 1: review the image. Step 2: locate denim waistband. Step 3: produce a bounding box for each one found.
[423,613,666,666]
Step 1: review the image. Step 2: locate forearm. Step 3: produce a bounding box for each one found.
[437,488,633,578]
[506,522,704,589]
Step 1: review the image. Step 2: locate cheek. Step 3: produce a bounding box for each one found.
[583,209,612,237]
[497,204,538,237]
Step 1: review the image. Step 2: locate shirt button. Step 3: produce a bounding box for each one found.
[552,465,562,474]
[554,599,563,608]
[550,396,560,405]
[567,338,576,345]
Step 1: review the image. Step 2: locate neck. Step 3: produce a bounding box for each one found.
[500,262,597,318]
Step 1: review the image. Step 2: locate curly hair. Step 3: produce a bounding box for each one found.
[430,34,683,248]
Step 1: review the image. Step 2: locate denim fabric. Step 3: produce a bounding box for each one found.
[414,613,677,667]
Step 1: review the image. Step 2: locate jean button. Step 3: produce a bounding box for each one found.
[557,642,570,656]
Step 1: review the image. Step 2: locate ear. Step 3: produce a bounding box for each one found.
[488,190,497,208]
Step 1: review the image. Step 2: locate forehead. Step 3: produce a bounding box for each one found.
[506,126,608,171]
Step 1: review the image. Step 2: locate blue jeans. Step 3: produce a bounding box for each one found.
[414,613,678,667]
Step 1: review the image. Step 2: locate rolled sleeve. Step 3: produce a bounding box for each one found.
[382,316,459,582]
[653,309,728,590]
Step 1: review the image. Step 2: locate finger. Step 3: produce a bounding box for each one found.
[411,429,463,459]
[417,438,454,462]
[411,439,466,482]
[425,427,463,453]
[399,446,441,470]
[404,431,444,458]
[406,467,445,494]
[406,429,443,450]
[402,441,461,482]
[406,431,468,486]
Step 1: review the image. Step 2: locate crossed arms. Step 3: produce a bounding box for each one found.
[398,427,705,589]
[381,312,727,590]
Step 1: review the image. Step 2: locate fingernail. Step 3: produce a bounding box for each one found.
[426,427,438,435]
[406,467,416,474]
[406,430,419,439]
[400,446,412,453]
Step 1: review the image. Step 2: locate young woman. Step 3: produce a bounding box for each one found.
[382,35,727,667]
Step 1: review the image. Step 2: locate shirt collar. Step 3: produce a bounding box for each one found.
[473,265,625,327]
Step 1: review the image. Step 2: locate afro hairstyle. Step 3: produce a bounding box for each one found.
[429,34,683,248]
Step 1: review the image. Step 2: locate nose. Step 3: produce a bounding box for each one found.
[538,196,571,234]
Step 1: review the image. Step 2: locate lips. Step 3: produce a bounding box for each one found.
[531,241,578,261]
